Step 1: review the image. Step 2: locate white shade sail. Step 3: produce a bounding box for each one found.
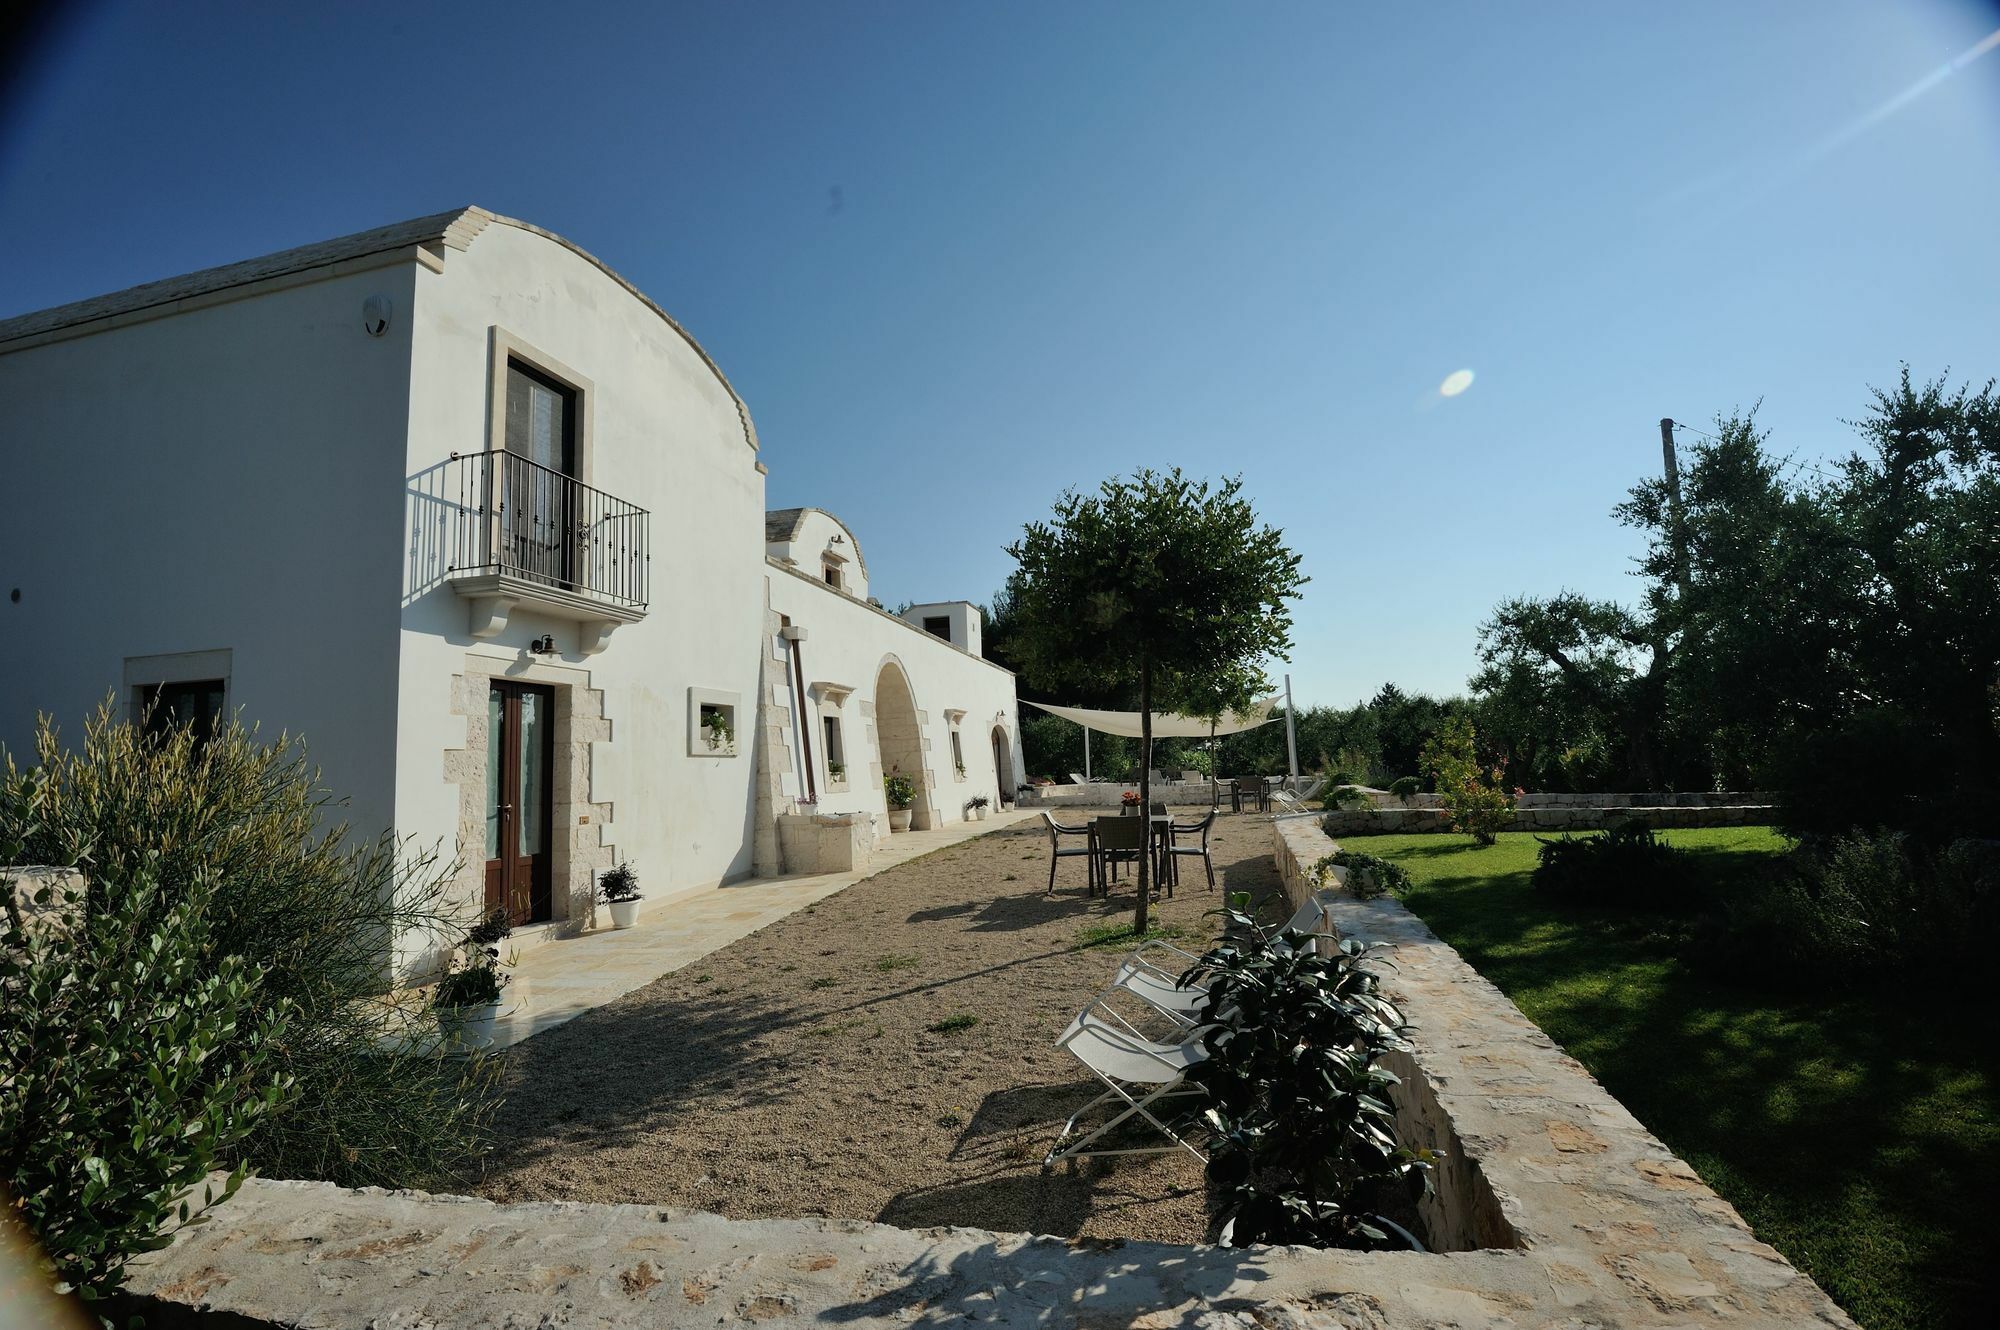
[1023,696,1281,739]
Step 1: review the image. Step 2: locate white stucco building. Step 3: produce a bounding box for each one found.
[0,206,1021,960]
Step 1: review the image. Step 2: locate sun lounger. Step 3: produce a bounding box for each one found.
[1045,1000,1210,1165]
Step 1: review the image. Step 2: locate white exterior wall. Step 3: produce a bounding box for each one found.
[0,264,417,838]
[397,224,765,925]
[766,564,1021,837]
[901,601,982,656]
[767,509,868,602]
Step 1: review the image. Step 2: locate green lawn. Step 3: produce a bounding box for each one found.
[1362,828,1999,1330]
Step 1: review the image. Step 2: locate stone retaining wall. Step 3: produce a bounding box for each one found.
[1323,802,1777,836]
[117,825,1855,1329]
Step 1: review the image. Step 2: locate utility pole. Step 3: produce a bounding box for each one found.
[1660,418,1690,599]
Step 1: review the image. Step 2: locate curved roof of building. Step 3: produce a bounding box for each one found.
[0,206,758,453]
[764,506,868,579]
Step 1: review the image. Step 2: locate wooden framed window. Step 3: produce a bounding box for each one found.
[823,716,847,779]
[138,678,227,746]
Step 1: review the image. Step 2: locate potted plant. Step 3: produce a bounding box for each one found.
[1180,902,1434,1252]
[965,794,990,822]
[599,861,642,929]
[955,760,968,778]
[702,708,734,753]
[828,761,847,783]
[884,773,917,831]
[434,909,513,1047]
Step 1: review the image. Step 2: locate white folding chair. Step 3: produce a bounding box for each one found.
[1045,1000,1210,1165]
[1094,955,1211,1032]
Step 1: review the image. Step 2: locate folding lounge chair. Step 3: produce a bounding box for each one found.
[1122,891,1332,977]
[1045,999,1210,1165]
[1100,954,1210,1031]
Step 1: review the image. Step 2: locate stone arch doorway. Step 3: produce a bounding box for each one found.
[991,725,1015,803]
[873,659,931,829]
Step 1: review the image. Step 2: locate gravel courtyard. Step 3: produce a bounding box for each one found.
[476,810,1289,1242]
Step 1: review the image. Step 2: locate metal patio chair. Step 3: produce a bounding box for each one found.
[1166,808,1218,891]
[1041,811,1096,895]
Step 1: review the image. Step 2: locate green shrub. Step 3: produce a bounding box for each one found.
[1387,776,1422,801]
[14,703,500,1190]
[1717,832,2000,982]
[1325,784,1370,810]
[1532,821,1696,906]
[1183,903,1432,1248]
[1314,850,1412,900]
[1419,717,1514,845]
[2,769,296,1310]
[883,773,917,809]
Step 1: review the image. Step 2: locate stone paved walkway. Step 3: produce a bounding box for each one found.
[486,809,1040,1049]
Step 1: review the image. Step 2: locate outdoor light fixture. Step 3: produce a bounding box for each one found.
[529,634,557,656]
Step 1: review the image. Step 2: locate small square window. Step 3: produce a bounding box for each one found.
[923,616,951,640]
[688,686,742,757]
[823,563,843,590]
[138,679,227,746]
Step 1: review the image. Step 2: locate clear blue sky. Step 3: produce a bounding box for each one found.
[5,1,1997,707]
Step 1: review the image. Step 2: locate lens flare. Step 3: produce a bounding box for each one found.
[1439,369,1475,398]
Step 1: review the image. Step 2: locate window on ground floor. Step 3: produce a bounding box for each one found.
[823,715,847,780]
[949,726,965,775]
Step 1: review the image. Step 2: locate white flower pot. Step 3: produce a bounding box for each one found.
[606,897,642,930]
[438,999,501,1049]
[889,808,914,832]
[975,807,988,821]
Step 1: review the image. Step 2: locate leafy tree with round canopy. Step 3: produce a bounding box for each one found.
[1006,470,1306,930]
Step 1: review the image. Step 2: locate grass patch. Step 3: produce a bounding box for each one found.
[1365,827,2000,1330]
[873,953,922,973]
[803,1018,883,1041]
[1072,919,1201,952]
[926,1014,980,1035]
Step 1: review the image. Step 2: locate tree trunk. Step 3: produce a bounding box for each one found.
[1134,658,1153,934]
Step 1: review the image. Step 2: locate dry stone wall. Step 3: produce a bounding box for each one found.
[1324,799,1777,836]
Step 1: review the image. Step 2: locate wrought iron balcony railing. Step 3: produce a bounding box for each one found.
[439,449,649,610]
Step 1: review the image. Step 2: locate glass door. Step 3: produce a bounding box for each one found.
[484,681,555,925]
[502,360,577,587]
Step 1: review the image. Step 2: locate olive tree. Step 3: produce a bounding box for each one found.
[1007,470,1305,929]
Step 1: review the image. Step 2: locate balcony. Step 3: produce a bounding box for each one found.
[435,450,649,654]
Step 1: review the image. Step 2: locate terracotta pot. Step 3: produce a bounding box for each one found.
[606,897,641,929]
[889,808,914,832]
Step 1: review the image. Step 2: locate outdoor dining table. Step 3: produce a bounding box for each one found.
[1103,811,1179,893]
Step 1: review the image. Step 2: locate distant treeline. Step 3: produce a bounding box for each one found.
[989,370,1998,840]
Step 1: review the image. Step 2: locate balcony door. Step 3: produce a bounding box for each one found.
[484,680,555,926]
[503,359,577,587]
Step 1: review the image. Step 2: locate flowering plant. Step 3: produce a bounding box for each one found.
[1120,789,1141,807]
[1419,716,1515,846]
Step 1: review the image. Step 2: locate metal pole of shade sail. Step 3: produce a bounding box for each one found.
[1284,673,1301,791]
